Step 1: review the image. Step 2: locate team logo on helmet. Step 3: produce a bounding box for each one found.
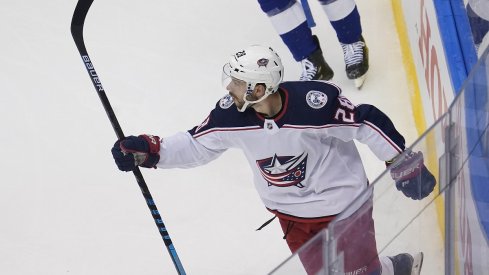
[219,94,234,109]
[257,58,269,67]
[256,153,308,188]
[306,90,328,109]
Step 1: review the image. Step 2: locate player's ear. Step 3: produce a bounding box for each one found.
[254,83,266,97]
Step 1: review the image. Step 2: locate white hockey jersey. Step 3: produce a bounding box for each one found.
[157,81,405,222]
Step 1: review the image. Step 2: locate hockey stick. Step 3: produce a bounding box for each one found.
[70,1,186,274]
[300,0,316,28]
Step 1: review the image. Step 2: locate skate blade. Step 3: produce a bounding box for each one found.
[411,252,424,275]
[354,74,367,89]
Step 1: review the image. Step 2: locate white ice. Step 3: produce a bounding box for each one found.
[0,0,431,274]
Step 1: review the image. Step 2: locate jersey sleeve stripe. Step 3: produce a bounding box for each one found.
[192,126,262,138]
[282,123,361,129]
[363,120,403,153]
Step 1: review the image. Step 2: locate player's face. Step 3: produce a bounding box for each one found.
[226,77,247,109]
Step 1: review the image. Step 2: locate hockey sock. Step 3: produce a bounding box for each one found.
[321,0,362,44]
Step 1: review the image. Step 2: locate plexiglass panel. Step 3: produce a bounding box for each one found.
[270,45,489,275]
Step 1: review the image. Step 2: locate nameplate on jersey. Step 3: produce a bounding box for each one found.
[264,119,279,135]
[306,90,328,109]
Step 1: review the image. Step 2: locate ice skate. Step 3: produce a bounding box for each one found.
[341,36,369,89]
[300,35,334,81]
[388,252,423,275]
[410,252,424,275]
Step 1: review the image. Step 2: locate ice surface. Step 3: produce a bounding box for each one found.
[0,1,433,274]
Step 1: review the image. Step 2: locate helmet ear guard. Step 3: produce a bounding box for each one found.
[222,45,284,111]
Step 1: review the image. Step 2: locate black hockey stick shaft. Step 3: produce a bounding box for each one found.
[70,1,186,274]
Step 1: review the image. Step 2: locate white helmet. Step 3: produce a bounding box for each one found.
[222,45,284,111]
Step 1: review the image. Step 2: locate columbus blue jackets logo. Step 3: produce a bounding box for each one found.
[256,153,308,188]
[257,58,269,67]
[306,90,328,109]
[219,94,234,109]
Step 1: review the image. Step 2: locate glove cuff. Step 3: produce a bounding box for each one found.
[389,151,424,181]
[137,135,161,168]
[140,153,160,169]
[138,134,160,153]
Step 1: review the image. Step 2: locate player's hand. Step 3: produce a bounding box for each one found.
[111,135,160,171]
[389,151,436,200]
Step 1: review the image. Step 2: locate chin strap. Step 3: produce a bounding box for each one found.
[238,88,273,112]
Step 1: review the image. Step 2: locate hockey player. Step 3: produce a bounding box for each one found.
[111,45,434,274]
[257,0,369,88]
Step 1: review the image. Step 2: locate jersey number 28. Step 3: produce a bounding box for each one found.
[334,96,355,123]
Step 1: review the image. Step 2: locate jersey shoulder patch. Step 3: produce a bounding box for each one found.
[218,94,234,109]
[305,90,328,109]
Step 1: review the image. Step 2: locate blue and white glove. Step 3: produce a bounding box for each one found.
[388,151,436,200]
[111,134,161,171]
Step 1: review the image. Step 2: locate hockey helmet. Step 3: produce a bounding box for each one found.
[222,45,284,111]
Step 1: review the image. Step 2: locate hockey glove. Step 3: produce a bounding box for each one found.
[388,151,436,200]
[111,134,161,171]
